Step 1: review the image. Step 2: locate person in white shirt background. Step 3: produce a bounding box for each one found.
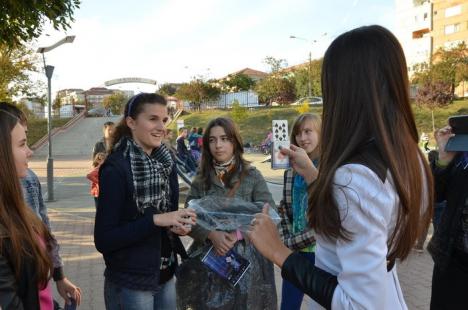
[248,25,434,310]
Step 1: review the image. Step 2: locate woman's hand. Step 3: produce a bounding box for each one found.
[435,126,456,164]
[247,206,292,268]
[280,145,318,184]
[170,225,192,236]
[153,209,196,229]
[208,231,237,256]
[56,277,81,306]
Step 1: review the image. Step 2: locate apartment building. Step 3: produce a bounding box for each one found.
[396,0,433,75]
[432,0,468,51]
[82,87,114,108]
[56,88,85,105]
[396,0,468,96]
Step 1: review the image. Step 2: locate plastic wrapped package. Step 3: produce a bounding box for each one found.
[187,196,281,232]
[176,197,280,310]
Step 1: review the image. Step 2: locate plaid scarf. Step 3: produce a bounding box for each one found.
[115,137,173,214]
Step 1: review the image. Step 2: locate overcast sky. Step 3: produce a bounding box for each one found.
[31,0,395,93]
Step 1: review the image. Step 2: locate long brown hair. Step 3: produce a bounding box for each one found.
[308,25,434,262]
[0,109,52,286]
[110,93,167,152]
[199,117,249,190]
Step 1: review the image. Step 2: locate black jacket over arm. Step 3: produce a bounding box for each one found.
[0,239,40,310]
[281,250,338,309]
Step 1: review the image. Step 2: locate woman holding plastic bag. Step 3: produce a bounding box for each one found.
[177,117,277,310]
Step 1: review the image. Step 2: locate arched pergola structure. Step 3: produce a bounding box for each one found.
[104,77,157,87]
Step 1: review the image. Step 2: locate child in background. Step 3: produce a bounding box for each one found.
[278,113,321,310]
[87,152,106,207]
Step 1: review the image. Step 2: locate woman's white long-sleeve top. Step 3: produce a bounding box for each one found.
[312,164,407,310]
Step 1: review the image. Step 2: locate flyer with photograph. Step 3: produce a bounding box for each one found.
[202,247,251,286]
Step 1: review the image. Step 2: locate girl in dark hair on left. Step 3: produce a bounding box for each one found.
[0,109,54,309]
[94,93,196,309]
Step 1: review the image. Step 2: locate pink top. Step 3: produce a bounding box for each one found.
[39,282,53,310]
[37,236,54,310]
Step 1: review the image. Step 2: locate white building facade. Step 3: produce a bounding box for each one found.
[395,0,433,77]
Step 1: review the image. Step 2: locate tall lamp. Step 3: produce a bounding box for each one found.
[37,35,75,201]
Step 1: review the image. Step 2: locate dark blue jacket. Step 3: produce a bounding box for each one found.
[94,147,184,279]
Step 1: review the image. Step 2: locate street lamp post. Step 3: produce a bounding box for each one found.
[290,33,327,98]
[37,35,75,201]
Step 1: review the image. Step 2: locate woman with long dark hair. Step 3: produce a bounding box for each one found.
[178,117,277,309]
[249,25,433,309]
[0,110,54,309]
[94,93,196,310]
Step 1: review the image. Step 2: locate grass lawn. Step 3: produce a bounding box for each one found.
[27,117,72,146]
[171,100,468,146]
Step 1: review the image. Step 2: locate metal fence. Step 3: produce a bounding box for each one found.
[184,90,261,110]
[32,110,80,119]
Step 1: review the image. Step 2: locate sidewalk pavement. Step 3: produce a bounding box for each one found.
[31,154,434,310]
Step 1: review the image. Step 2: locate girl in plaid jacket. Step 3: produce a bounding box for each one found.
[278,113,321,310]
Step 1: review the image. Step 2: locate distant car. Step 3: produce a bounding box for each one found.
[292,96,323,105]
[87,107,108,117]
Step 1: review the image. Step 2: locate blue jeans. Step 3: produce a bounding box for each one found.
[281,252,315,310]
[104,277,176,310]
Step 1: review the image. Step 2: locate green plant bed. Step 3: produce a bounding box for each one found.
[170,100,467,146]
[27,118,72,146]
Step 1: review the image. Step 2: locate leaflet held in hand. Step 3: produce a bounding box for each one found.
[202,247,251,286]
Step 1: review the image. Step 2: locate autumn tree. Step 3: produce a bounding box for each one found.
[175,79,220,111]
[0,44,44,101]
[158,83,179,97]
[263,56,287,73]
[413,42,468,101]
[52,92,63,115]
[103,91,128,115]
[254,74,296,105]
[293,58,323,98]
[217,73,255,93]
[0,0,80,47]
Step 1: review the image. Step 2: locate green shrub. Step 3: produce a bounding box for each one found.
[230,100,248,122]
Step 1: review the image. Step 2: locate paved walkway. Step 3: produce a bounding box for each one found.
[33,116,121,158]
[31,154,434,310]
